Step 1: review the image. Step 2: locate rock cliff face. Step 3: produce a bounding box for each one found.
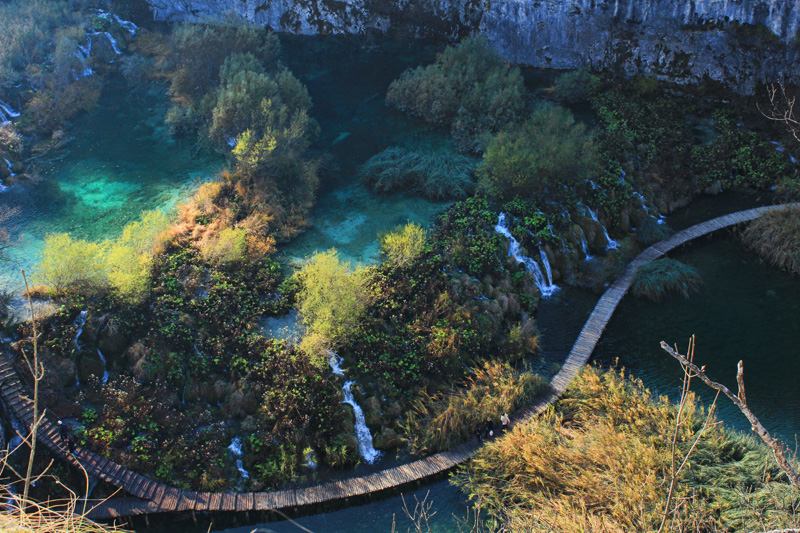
[145,0,799,92]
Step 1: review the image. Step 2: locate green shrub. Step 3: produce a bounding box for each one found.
[632,258,701,301]
[478,105,601,198]
[636,217,674,246]
[379,222,428,268]
[553,68,600,103]
[386,36,525,152]
[360,147,476,199]
[741,206,800,275]
[296,250,370,360]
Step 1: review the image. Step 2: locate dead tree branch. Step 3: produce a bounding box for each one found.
[760,81,800,145]
[660,340,800,490]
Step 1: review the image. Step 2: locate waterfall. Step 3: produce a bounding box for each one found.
[304,450,318,469]
[3,158,15,177]
[578,226,593,260]
[327,351,345,376]
[74,310,88,350]
[494,214,559,297]
[539,247,556,289]
[580,205,618,250]
[96,349,109,384]
[342,381,381,464]
[327,355,381,464]
[97,11,138,35]
[771,141,798,164]
[227,437,250,479]
[0,99,20,124]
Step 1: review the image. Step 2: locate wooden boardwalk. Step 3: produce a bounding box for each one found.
[0,204,793,520]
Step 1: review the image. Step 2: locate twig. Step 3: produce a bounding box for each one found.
[660,340,800,490]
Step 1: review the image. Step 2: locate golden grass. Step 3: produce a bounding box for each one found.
[457,367,800,532]
[742,205,800,275]
[403,362,545,454]
[0,487,125,533]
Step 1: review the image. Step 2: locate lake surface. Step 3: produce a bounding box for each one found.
[0,73,223,296]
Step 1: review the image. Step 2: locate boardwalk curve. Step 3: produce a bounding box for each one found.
[1,204,794,520]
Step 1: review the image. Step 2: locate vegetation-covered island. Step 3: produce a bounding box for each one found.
[1,0,799,531]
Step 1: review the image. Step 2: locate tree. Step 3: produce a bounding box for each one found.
[379,222,427,268]
[295,249,369,362]
[35,234,107,296]
[760,81,800,145]
[478,105,601,198]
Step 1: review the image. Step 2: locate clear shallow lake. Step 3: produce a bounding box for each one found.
[0,74,223,295]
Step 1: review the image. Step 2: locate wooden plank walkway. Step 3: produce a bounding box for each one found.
[1,204,793,520]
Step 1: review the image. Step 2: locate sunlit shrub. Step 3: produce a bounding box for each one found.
[379,222,428,268]
[296,249,370,361]
[35,234,107,296]
[201,227,247,265]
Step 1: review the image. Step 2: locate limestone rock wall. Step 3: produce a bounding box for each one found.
[144,0,800,92]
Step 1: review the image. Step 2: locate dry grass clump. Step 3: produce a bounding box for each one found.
[0,489,123,533]
[742,205,800,275]
[403,362,545,454]
[456,367,800,532]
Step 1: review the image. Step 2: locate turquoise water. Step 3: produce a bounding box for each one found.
[0,74,223,295]
[276,35,454,267]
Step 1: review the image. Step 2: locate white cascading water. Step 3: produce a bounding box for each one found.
[577,226,593,260]
[327,353,381,464]
[74,310,88,350]
[495,214,559,297]
[3,158,15,177]
[342,381,381,464]
[227,437,250,479]
[581,205,618,250]
[0,99,20,124]
[327,351,345,376]
[771,141,799,164]
[96,349,109,384]
[538,247,557,291]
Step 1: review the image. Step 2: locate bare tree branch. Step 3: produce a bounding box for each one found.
[660,340,800,490]
[760,81,800,145]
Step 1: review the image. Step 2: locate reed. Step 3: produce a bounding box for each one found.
[632,258,701,301]
[402,362,545,454]
[456,367,800,532]
[360,147,476,200]
[741,205,800,275]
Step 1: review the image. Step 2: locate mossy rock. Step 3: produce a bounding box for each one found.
[374,426,403,451]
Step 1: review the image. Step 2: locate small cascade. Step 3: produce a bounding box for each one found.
[771,141,798,164]
[578,226,593,260]
[73,310,88,350]
[341,381,381,465]
[8,415,25,453]
[227,437,250,479]
[494,214,559,297]
[97,11,138,35]
[327,351,345,376]
[96,349,109,384]
[581,205,618,250]
[3,158,15,177]
[0,99,20,123]
[538,247,557,291]
[304,449,318,469]
[101,32,122,55]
